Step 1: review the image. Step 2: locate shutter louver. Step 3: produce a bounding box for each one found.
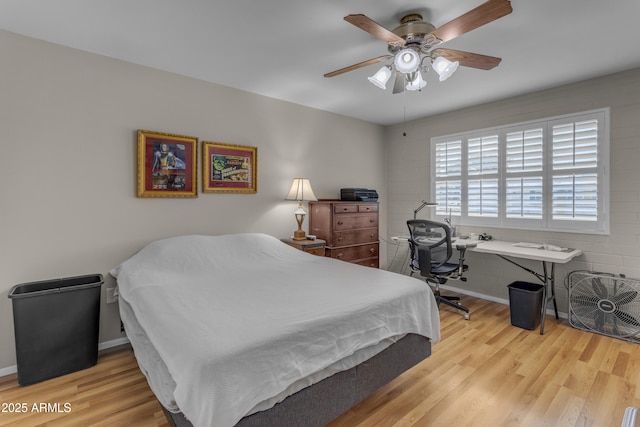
[506,177,543,218]
[468,179,498,217]
[552,174,598,221]
[468,135,498,175]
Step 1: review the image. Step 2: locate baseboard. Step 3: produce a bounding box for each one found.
[0,364,17,378]
[439,284,569,320]
[0,336,131,378]
[98,336,130,351]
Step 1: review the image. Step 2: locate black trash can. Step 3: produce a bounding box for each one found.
[8,274,103,385]
[507,281,544,330]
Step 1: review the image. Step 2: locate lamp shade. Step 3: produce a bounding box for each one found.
[394,48,420,74]
[285,178,317,202]
[368,66,393,89]
[432,56,459,81]
[406,71,426,91]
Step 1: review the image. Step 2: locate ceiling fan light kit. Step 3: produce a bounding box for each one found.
[394,48,421,74]
[432,56,460,81]
[324,0,513,95]
[367,65,393,89]
[406,71,427,91]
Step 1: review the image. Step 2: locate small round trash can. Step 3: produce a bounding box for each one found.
[507,281,544,330]
[8,274,103,386]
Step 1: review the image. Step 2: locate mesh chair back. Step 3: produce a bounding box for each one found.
[407,220,453,269]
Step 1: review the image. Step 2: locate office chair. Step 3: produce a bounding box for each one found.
[407,219,476,320]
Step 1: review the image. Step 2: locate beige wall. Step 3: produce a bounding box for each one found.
[0,30,387,370]
[3,26,640,371]
[385,68,640,313]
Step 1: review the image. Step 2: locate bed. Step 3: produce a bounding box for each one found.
[111,233,440,427]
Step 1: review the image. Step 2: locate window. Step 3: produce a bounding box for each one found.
[430,109,609,234]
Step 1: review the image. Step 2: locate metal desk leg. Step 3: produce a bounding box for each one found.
[539,261,559,335]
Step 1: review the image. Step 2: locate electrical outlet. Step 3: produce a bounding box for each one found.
[106,287,118,304]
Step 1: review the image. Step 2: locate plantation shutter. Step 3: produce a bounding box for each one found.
[505,128,543,219]
[551,119,599,222]
[467,135,498,217]
[434,140,462,216]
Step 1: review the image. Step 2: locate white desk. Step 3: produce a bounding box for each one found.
[471,240,582,334]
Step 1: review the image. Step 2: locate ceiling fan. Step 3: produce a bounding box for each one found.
[324,0,513,94]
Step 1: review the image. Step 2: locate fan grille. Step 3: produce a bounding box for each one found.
[567,271,640,343]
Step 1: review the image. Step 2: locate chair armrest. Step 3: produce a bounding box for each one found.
[454,243,475,276]
[455,242,477,250]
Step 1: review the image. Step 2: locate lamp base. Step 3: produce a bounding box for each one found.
[292,229,307,241]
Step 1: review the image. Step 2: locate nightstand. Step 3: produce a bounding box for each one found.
[281,238,326,256]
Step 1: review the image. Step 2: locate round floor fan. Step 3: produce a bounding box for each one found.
[567,271,640,342]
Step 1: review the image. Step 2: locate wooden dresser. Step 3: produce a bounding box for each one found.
[309,200,379,268]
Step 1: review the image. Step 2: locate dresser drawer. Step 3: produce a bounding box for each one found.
[334,204,358,213]
[353,258,379,268]
[333,228,377,246]
[305,247,325,256]
[326,243,379,262]
[358,204,378,213]
[333,213,378,230]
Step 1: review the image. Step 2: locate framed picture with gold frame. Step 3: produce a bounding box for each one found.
[136,130,198,198]
[202,141,257,193]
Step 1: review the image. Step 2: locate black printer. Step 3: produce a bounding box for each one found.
[340,188,378,202]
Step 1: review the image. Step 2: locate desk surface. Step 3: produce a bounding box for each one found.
[471,239,582,263]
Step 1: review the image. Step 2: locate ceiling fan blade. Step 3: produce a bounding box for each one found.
[432,48,502,70]
[392,72,405,94]
[430,0,513,44]
[344,14,406,47]
[324,55,392,78]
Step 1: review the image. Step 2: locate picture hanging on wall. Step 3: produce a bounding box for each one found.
[136,129,198,198]
[202,141,257,193]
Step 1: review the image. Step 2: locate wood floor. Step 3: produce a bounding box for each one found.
[1,296,638,426]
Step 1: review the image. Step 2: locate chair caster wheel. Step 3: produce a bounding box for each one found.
[464,313,470,320]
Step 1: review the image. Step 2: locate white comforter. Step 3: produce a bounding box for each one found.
[111,233,440,427]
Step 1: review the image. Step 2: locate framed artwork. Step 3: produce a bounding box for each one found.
[137,130,198,198]
[202,141,257,193]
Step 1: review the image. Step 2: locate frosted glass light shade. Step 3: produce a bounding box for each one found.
[394,49,420,74]
[406,71,426,91]
[432,56,459,81]
[367,66,393,89]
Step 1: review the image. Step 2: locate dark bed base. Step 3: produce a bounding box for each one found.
[163,333,431,427]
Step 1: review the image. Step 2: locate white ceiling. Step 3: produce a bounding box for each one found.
[2,0,640,126]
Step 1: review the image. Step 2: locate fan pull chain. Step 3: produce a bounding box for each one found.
[402,87,407,136]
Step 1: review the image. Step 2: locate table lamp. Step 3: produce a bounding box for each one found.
[285,178,317,240]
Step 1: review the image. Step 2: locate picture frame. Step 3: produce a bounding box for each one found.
[137,130,198,198]
[202,141,257,194]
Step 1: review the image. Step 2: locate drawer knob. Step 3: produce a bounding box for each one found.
[369,219,375,223]
[337,221,344,225]
[369,248,375,254]
[337,253,343,258]
[337,236,343,241]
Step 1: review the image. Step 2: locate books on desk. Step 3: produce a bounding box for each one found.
[513,242,543,249]
[513,242,569,252]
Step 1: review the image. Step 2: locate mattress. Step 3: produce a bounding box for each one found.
[119,296,404,416]
[111,233,440,427]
